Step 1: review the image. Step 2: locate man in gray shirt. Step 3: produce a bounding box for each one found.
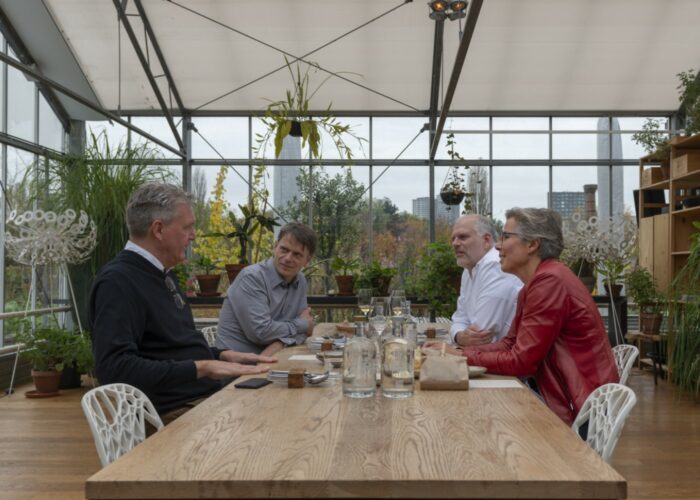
[216,222,316,356]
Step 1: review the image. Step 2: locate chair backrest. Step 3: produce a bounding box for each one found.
[81,383,164,467]
[612,344,639,385]
[572,383,637,463]
[201,325,218,347]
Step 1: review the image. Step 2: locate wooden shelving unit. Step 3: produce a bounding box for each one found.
[638,134,700,377]
[639,134,700,292]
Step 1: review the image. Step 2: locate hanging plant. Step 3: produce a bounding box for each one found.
[440,132,468,207]
[254,57,366,161]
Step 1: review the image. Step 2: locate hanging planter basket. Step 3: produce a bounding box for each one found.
[289,120,303,137]
[440,189,466,206]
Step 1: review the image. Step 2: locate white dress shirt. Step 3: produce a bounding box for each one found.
[124,240,165,272]
[450,247,523,343]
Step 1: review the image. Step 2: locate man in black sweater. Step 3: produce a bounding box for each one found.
[89,183,275,422]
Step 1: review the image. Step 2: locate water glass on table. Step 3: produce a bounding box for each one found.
[357,288,372,318]
[390,290,406,316]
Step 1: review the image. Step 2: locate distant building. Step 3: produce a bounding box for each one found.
[273,135,303,213]
[412,196,460,223]
[550,191,587,219]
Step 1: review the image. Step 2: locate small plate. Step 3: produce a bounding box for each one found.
[316,351,343,368]
[468,366,487,378]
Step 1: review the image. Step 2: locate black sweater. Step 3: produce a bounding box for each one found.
[89,251,222,413]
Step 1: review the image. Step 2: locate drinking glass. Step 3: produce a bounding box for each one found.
[369,301,388,338]
[357,288,372,318]
[390,290,406,316]
[343,334,377,398]
[381,336,415,399]
[370,296,389,315]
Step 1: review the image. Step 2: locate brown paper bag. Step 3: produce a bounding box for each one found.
[419,347,469,390]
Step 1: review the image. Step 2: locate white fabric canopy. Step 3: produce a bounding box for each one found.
[33,0,700,114]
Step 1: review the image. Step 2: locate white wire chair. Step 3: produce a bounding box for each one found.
[612,344,639,385]
[201,325,218,347]
[572,383,637,463]
[81,383,163,467]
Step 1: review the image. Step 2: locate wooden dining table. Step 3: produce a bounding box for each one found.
[85,324,627,500]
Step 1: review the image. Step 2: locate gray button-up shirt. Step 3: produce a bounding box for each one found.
[215,258,309,353]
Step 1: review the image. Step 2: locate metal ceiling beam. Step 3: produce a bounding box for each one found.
[112,0,185,153]
[429,0,484,160]
[427,20,445,149]
[0,131,63,158]
[132,0,185,114]
[0,6,72,133]
[0,52,185,158]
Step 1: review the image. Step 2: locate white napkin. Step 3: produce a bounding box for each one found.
[469,379,523,389]
[288,355,320,362]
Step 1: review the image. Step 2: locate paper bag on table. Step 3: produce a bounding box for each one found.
[419,347,469,390]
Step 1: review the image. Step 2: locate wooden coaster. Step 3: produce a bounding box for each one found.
[25,389,60,399]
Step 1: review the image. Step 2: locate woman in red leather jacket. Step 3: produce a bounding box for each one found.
[435,207,619,425]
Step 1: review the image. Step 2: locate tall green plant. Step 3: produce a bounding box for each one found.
[670,221,700,398]
[412,242,462,318]
[27,131,170,322]
[34,132,170,275]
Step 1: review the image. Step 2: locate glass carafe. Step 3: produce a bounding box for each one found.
[381,328,414,399]
[342,323,377,398]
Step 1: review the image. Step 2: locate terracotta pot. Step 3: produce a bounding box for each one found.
[196,274,221,296]
[31,369,63,395]
[225,263,248,285]
[640,312,663,334]
[335,275,355,296]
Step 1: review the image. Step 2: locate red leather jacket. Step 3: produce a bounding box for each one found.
[462,259,619,425]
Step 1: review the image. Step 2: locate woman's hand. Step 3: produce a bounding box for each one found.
[422,341,463,356]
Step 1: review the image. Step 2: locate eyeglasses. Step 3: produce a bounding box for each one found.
[499,231,522,242]
[164,275,186,310]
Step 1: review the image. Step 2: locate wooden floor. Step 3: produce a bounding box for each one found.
[0,369,698,500]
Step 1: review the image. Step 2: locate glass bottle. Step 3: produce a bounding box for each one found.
[381,320,415,399]
[342,323,377,398]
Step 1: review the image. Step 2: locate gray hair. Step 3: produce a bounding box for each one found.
[456,214,498,240]
[505,207,564,260]
[126,183,193,238]
[278,222,317,256]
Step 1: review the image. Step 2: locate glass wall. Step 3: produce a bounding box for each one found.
[1,36,68,347]
[0,42,662,345]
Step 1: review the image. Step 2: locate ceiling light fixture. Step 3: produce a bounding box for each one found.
[428,0,467,20]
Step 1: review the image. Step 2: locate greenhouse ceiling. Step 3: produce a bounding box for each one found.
[1,0,700,122]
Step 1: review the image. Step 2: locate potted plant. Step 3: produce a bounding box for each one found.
[194,256,222,296]
[208,202,279,284]
[255,57,365,161]
[597,257,627,298]
[670,221,700,397]
[14,326,93,397]
[412,242,463,318]
[566,256,596,293]
[440,133,468,207]
[632,118,671,163]
[625,267,665,334]
[330,255,360,296]
[355,260,397,296]
[632,69,700,167]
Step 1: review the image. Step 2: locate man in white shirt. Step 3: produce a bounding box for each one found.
[450,215,522,346]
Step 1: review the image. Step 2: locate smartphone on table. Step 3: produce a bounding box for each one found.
[234,378,272,389]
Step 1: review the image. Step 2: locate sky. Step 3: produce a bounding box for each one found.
[81,114,656,225]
